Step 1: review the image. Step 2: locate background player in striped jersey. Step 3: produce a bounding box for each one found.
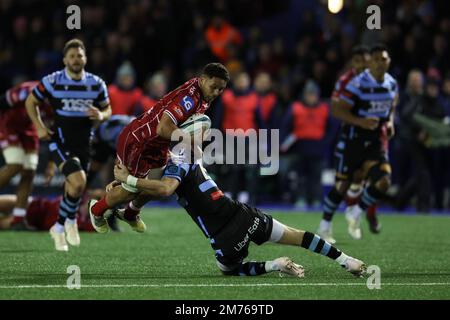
[89,63,229,233]
[318,45,379,243]
[0,81,51,230]
[318,44,399,242]
[25,39,111,251]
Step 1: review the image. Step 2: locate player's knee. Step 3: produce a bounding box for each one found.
[216,260,240,276]
[368,164,391,192]
[62,158,84,177]
[66,172,87,197]
[335,180,350,195]
[220,270,237,276]
[72,181,86,196]
[218,266,240,276]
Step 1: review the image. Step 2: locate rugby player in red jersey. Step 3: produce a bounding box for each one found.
[0,81,51,230]
[89,63,229,233]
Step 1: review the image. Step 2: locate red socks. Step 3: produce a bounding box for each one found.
[11,216,24,225]
[92,198,110,216]
[367,205,377,219]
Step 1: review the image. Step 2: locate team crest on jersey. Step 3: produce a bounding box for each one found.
[47,74,55,84]
[167,165,179,174]
[173,106,184,117]
[179,95,194,112]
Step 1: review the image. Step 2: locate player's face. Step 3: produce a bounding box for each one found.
[351,53,370,73]
[369,50,390,79]
[63,47,87,74]
[200,76,227,103]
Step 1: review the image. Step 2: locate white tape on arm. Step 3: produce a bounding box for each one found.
[126,175,138,188]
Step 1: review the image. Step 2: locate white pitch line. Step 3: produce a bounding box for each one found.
[0,283,450,289]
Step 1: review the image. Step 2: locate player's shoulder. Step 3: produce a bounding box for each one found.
[84,71,106,85]
[345,70,366,90]
[9,80,38,94]
[173,77,198,97]
[42,69,65,85]
[339,69,358,82]
[336,69,358,90]
[17,80,39,89]
[384,72,398,87]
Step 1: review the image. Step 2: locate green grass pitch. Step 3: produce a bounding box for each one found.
[1,208,449,300]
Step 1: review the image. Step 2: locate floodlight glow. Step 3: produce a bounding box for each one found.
[328,0,344,14]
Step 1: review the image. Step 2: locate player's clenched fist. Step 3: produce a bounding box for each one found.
[87,105,104,121]
[114,163,130,183]
[37,125,54,140]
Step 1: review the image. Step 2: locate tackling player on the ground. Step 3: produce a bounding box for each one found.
[109,155,366,278]
[89,63,229,232]
[0,81,51,230]
[318,44,398,242]
[25,39,111,251]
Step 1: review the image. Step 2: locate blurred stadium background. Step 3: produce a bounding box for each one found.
[1,0,449,214]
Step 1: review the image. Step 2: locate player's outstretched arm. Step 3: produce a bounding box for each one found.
[113,163,179,197]
[25,93,53,140]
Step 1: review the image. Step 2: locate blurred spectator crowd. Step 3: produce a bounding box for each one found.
[1,0,450,212]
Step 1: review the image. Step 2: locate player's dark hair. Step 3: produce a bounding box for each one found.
[370,43,388,55]
[351,45,369,57]
[63,39,86,56]
[201,63,230,82]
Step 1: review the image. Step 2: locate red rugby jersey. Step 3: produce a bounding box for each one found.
[127,77,210,145]
[331,69,358,100]
[1,81,52,131]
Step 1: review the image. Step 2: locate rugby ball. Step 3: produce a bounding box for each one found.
[179,114,211,134]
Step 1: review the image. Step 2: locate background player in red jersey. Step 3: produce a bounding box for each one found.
[0,191,103,232]
[89,63,230,233]
[0,81,51,230]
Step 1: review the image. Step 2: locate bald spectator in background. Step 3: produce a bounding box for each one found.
[108,61,143,116]
[139,72,168,113]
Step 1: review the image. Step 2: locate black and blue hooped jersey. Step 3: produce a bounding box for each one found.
[32,68,110,148]
[162,162,239,238]
[339,69,398,140]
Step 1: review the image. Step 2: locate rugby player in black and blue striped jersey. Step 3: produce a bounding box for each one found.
[109,156,366,278]
[26,39,111,251]
[318,44,399,242]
